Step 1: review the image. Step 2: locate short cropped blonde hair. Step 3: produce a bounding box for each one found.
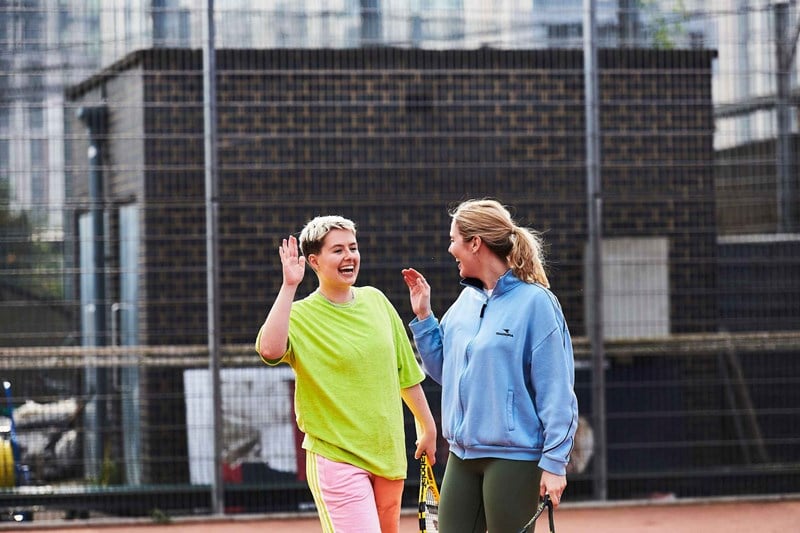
[298,215,357,256]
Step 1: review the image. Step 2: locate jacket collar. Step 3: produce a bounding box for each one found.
[460,269,521,296]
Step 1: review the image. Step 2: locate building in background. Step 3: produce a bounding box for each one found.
[0,0,100,237]
[1,1,102,349]
[3,1,798,242]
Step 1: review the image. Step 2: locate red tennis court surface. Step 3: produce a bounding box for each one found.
[11,496,800,532]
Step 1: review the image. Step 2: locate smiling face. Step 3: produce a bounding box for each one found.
[308,228,360,291]
[448,218,477,279]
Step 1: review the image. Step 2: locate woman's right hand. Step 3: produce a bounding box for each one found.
[401,268,432,320]
[279,235,306,287]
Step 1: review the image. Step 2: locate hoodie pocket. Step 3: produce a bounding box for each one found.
[506,390,515,431]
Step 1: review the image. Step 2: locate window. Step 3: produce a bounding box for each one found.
[0,106,10,130]
[0,140,9,190]
[586,237,670,339]
[29,105,44,130]
[30,138,47,168]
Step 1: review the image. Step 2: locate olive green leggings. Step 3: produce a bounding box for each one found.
[438,453,543,533]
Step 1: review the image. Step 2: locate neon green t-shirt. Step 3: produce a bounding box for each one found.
[255,286,424,479]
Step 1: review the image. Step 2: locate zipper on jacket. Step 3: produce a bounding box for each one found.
[454,293,489,445]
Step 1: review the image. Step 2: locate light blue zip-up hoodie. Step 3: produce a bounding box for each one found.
[409,270,578,475]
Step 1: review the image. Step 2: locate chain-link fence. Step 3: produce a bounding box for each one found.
[1,0,799,525]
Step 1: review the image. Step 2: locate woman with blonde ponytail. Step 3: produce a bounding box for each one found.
[403,199,578,533]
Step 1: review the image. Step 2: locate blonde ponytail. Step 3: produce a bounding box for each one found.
[509,226,549,288]
[451,199,550,287]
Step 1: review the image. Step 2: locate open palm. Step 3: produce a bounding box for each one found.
[279,235,306,286]
[402,268,431,319]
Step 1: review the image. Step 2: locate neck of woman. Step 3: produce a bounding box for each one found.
[318,286,354,304]
[480,258,510,290]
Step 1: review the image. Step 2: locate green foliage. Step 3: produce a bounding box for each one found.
[0,181,63,299]
[638,0,690,49]
[99,442,122,486]
[149,508,172,524]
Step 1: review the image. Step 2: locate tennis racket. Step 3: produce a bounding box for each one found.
[418,453,440,533]
[516,494,555,533]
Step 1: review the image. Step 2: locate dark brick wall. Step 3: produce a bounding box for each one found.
[67,48,718,346]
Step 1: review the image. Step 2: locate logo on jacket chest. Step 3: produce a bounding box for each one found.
[495,328,514,337]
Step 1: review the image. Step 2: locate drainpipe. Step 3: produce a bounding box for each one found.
[77,104,108,481]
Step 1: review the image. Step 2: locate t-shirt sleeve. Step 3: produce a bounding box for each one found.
[254,312,293,366]
[379,291,425,388]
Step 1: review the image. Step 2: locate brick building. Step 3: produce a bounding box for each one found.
[64,48,718,487]
[65,47,718,342]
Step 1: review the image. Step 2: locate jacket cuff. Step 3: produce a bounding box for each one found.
[538,455,567,476]
[409,314,438,336]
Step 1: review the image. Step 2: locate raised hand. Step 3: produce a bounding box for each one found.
[279,235,306,287]
[402,268,432,320]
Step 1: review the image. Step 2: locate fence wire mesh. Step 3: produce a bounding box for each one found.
[1,0,799,525]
